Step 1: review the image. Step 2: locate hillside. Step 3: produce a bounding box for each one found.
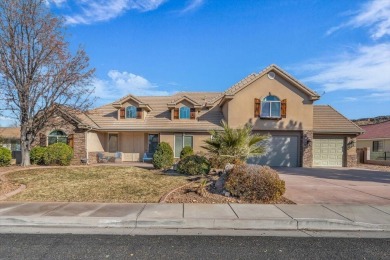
[352,115,390,126]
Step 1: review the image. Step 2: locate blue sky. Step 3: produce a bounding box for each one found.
[6,0,389,125]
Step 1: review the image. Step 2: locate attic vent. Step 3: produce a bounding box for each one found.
[267,72,276,80]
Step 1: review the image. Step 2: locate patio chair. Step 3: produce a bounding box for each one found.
[97,152,109,163]
[143,152,154,163]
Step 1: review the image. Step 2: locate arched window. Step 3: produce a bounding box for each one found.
[48,130,67,145]
[261,95,281,118]
[179,106,190,119]
[126,106,137,118]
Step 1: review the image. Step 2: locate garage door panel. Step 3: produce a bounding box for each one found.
[248,135,299,167]
[313,138,344,167]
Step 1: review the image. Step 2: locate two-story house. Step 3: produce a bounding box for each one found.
[38,65,363,167]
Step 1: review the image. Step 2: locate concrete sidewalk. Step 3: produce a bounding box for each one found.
[1,202,390,231]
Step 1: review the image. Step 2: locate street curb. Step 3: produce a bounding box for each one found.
[1,216,389,232]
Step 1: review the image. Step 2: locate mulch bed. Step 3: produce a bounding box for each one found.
[164,171,295,204]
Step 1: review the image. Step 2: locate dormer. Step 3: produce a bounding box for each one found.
[112,95,152,120]
[167,95,202,120]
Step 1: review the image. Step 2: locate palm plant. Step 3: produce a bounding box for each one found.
[202,120,269,163]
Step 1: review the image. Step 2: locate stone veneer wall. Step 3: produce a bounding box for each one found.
[346,136,357,167]
[301,130,313,167]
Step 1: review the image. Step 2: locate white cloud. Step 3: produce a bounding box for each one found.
[46,0,67,6]
[60,0,166,25]
[180,0,204,14]
[327,0,390,39]
[92,70,172,103]
[301,44,390,94]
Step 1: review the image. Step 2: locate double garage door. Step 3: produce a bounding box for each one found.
[313,137,344,167]
[248,135,299,167]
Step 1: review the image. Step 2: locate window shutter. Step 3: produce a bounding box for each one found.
[39,133,46,147]
[190,108,196,119]
[136,108,142,119]
[67,134,74,149]
[281,99,287,118]
[174,108,179,119]
[254,98,261,117]
[119,108,125,119]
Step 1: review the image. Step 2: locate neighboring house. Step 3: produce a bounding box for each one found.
[36,64,363,167]
[357,120,390,160]
[0,127,21,164]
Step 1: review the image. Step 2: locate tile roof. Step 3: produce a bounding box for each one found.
[0,127,20,139]
[210,64,320,103]
[87,92,224,132]
[313,105,364,134]
[357,120,390,139]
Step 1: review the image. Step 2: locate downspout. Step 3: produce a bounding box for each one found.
[85,126,93,164]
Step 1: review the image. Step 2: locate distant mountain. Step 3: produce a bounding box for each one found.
[352,115,390,126]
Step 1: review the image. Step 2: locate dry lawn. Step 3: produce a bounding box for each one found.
[5,166,189,203]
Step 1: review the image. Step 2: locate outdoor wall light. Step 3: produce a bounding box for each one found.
[347,140,356,149]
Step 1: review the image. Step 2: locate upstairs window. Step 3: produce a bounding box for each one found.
[126,106,137,118]
[179,106,190,119]
[260,95,281,118]
[48,130,67,145]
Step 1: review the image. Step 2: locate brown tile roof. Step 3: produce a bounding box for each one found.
[313,105,364,134]
[0,127,20,139]
[357,120,390,139]
[87,92,224,131]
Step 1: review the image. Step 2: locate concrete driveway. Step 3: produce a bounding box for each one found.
[277,167,390,205]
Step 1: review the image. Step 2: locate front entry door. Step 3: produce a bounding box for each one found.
[108,134,118,153]
[148,134,159,153]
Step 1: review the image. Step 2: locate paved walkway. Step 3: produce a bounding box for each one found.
[278,167,390,205]
[1,202,390,232]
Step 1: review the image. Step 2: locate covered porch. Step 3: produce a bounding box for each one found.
[87,131,159,163]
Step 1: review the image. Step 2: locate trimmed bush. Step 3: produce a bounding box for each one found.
[0,147,12,166]
[225,164,285,202]
[152,142,174,170]
[30,146,47,165]
[208,155,239,169]
[43,143,73,166]
[180,146,193,159]
[177,155,211,175]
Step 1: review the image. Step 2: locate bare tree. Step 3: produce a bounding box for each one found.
[0,0,95,166]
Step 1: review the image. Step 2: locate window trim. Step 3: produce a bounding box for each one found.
[260,95,281,119]
[174,133,193,158]
[125,106,137,119]
[179,106,191,119]
[47,130,68,145]
[373,140,384,152]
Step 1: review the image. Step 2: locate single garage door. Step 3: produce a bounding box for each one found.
[248,136,299,167]
[313,138,344,167]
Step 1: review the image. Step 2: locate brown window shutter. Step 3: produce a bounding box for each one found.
[39,133,46,147]
[174,108,179,119]
[136,108,142,119]
[254,98,261,117]
[281,99,287,118]
[190,108,196,119]
[67,134,74,149]
[119,108,125,119]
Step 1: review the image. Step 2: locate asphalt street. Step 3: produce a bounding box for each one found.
[0,234,389,259]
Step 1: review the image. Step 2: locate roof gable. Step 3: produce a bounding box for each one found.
[111,94,152,111]
[167,95,202,108]
[214,64,320,106]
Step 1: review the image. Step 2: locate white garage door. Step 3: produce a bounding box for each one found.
[248,136,299,167]
[313,138,344,167]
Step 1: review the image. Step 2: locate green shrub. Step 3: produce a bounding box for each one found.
[0,147,12,166]
[177,155,211,175]
[43,143,73,166]
[225,164,285,202]
[152,142,174,169]
[208,155,238,169]
[30,146,47,165]
[180,146,193,159]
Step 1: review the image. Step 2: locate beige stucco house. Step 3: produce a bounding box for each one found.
[357,120,390,161]
[38,65,363,167]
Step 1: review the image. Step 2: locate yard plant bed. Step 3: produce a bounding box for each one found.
[4,166,189,203]
[164,172,295,204]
